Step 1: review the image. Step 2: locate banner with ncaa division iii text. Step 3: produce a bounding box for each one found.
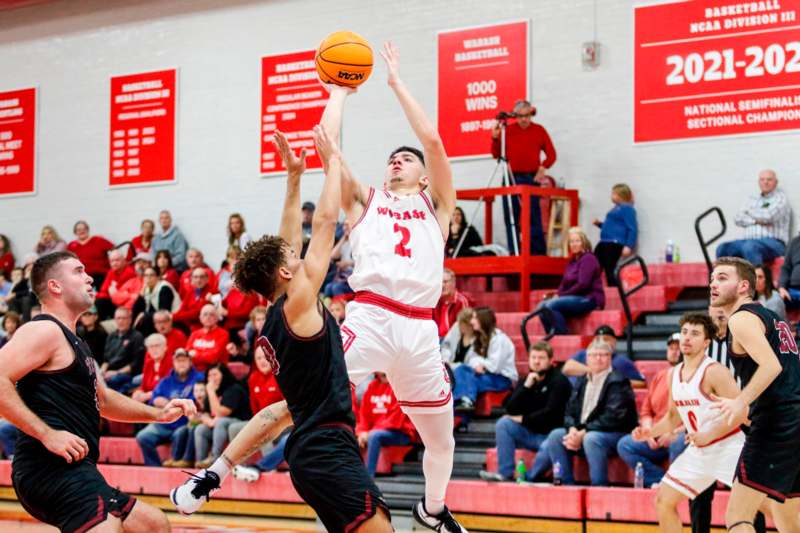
[635,0,800,142]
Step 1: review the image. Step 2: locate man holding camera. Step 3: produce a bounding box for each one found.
[491,99,556,256]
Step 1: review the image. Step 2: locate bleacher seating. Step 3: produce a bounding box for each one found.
[499,310,626,338]
[483,448,636,485]
[634,360,669,384]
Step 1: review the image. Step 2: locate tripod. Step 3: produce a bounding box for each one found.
[453,119,519,257]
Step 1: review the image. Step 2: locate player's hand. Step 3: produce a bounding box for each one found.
[320,82,357,96]
[43,428,89,464]
[273,130,307,177]
[779,287,791,301]
[312,124,341,166]
[357,432,368,449]
[380,41,401,86]
[157,399,197,423]
[655,433,675,447]
[631,426,652,442]
[710,394,749,426]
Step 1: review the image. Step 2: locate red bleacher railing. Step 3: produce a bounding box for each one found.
[445,185,580,312]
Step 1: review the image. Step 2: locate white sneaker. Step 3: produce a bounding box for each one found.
[232,465,261,483]
[169,469,221,515]
[412,499,468,532]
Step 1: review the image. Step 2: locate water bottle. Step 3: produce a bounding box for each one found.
[515,459,527,483]
[552,460,562,486]
[634,461,645,489]
[665,240,675,263]
[674,245,681,264]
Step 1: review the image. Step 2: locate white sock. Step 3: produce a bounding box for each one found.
[207,455,232,482]
[407,411,455,516]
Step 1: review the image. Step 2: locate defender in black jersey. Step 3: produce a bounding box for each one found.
[0,251,195,532]
[171,127,392,532]
[710,257,800,532]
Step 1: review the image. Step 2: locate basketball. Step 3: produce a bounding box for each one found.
[315,31,373,88]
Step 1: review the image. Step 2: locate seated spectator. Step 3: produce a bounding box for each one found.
[301,201,315,257]
[133,266,180,335]
[616,333,686,487]
[0,419,18,459]
[132,333,174,404]
[34,225,66,257]
[356,372,417,477]
[110,253,151,311]
[754,264,786,320]
[6,260,37,320]
[101,307,146,393]
[3,267,24,312]
[535,227,605,335]
[228,213,253,251]
[67,220,114,289]
[0,311,21,349]
[446,206,483,258]
[95,248,135,320]
[179,248,217,298]
[152,209,189,271]
[155,249,180,288]
[220,277,261,333]
[217,245,241,299]
[186,304,229,372]
[562,325,646,388]
[173,268,215,332]
[533,339,638,486]
[165,377,207,468]
[328,297,346,325]
[778,232,800,310]
[440,307,476,370]
[135,348,204,466]
[323,223,354,298]
[0,234,14,278]
[453,307,518,411]
[241,305,269,363]
[194,363,251,468]
[479,341,572,482]
[434,268,473,339]
[77,306,107,364]
[716,169,791,265]
[128,218,155,260]
[153,310,187,360]
[592,183,637,287]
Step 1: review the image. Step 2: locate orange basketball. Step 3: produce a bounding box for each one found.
[315,31,373,88]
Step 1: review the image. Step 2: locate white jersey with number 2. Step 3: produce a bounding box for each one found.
[347,187,444,308]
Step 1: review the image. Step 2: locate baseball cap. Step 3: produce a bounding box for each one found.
[594,325,616,337]
[173,348,191,359]
[301,201,315,211]
[667,333,680,345]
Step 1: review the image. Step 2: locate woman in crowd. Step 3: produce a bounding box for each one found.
[592,184,637,287]
[155,249,180,288]
[536,227,605,335]
[0,234,14,278]
[67,220,115,288]
[440,307,476,375]
[0,311,21,349]
[755,264,786,320]
[216,245,241,299]
[34,225,66,257]
[77,306,107,364]
[129,219,155,259]
[227,213,252,251]
[133,266,180,336]
[240,305,268,364]
[446,207,483,258]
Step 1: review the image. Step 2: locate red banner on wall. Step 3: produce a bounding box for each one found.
[0,87,36,196]
[261,51,328,175]
[109,69,176,187]
[635,0,800,143]
[438,20,529,159]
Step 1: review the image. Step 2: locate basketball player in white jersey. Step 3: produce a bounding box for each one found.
[632,312,744,533]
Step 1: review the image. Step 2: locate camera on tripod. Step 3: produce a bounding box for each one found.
[496,111,517,120]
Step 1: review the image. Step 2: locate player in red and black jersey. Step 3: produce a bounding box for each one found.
[710,257,800,532]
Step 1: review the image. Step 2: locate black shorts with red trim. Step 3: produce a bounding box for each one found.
[12,457,135,532]
[286,425,390,532]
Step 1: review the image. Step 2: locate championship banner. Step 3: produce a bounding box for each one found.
[438,20,529,159]
[635,0,800,143]
[0,87,36,196]
[109,69,176,187]
[260,51,328,175]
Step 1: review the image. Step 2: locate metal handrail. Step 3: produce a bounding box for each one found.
[694,207,727,274]
[520,308,554,351]
[614,255,650,359]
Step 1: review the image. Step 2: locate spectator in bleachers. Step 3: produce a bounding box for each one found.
[0,419,18,459]
[778,232,800,308]
[34,225,66,257]
[446,207,483,258]
[135,348,204,467]
[479,341,572,482]
[535,227,605,335]
[301,201,315,257]
[0,311,21,349]
[220,276,261,334]
[173,268,215,332]
[227,213,253,251]
[165,378,208,468]
[323,223,354,298]
[153,310,187,360]
[453,307,518,411]
[185,304,229,372]
[77,306,107,364]
[67,220,114,288]
[152,209,189,271]
[110,253,150,311]
[132,266,180,336]
[716,169,791,265]
[179,248,217,298]
[616,333,686,487]
[155,249,180,288]
[95,248,135,320]
[3,267,24,312]
[101,306,146,393]
[241,305,268,364]
[193,363,251,469]
[434,268,473,339]
[592,184,637,287]
[562,325,646,388]
[440,307,476,371]
[132,333,173,404]
[128,219,155,260]
[0,270,11,306]
[754,264,786,320]
[357,372,417,477]
[6,259,37,320]
[328,297,346,325]
[0,234,13,278]
[538,339,638,486]
[216,245,241,299]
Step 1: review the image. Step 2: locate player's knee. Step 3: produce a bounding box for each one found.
[655,488,676,515]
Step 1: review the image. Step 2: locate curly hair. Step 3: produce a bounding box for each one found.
[233,235,287,300]
[679,312,717,341]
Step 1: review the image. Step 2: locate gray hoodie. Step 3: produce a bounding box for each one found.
[152,224,189,270]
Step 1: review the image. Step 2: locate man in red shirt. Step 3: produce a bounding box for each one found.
[67,221,115,288]
[357,372,417,477]
[95,248,135,320]
[132,333,173,403]
[185,304,229,372]
[173,268,215,331]
[178,249,217,298]
[433,268,473,339]
[490,99,556,256]
[153,310,187,360]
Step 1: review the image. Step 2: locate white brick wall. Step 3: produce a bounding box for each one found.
[0,0,796,268]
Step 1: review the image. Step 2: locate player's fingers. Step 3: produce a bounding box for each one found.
[62,450,73,463]
[298,148,307,164]
[708,393,721,402]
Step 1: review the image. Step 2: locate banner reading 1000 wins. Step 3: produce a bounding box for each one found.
[635,0,800,143]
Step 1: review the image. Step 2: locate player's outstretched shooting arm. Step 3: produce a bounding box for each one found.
[275,130,307,257]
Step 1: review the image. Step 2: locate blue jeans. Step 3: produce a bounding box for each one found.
[452,365,512,403]
[502,173,546,256]
[171,424,197,462]
[0,421,18,459]
[323,280,353,298]
[616,432,687,487]
[716,238,785,265]
[254,433,289,472]
[136,423,178,466]
[365,429,411,477]
[106,372,134,394]
[537,296,598,335]
[495,416,548,479]
[543,427,625,486]
[195,417,243,461]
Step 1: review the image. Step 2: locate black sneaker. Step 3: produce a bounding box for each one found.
[412,498,468,532]
[170,469,221,515]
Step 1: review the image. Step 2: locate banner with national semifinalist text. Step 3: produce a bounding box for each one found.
[438,20,529,159]
[260,50,328,175]
[109,69,177,187]
[634,0,800,143]
[0,87,36,196]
